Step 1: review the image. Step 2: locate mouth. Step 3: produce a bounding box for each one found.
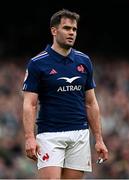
[67,37,74,40]
[66,37,74,42]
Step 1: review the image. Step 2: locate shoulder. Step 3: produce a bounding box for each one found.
[31,51,49,62]
[73,49,92,64]
[73,49,94,71]
[73,49,90,59]
[26,51,50,71]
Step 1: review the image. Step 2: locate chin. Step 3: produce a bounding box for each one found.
[59,42,74,49]
[64,43,74,49]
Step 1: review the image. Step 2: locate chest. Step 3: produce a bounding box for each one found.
[39,61,88,88]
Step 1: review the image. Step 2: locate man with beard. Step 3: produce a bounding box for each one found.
[22,9,108,179]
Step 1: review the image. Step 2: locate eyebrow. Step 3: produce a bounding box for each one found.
[63,25,77,30]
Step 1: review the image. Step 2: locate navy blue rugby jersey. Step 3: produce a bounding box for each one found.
[22,44,96,133]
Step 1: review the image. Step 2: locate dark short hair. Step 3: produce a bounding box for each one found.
[50,9,80,28]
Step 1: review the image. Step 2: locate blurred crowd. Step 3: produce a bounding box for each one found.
[0,57,129,179]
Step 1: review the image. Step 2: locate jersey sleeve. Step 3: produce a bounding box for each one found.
[85,57,96,91]
[22,60,40,93]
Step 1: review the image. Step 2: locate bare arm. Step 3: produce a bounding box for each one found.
[23,91,40,161]
[85,89,108,161]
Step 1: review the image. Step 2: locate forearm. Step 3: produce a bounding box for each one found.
[23,103,37,139]
[86,101,103,142]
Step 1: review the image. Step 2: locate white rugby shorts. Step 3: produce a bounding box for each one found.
[36,129,92,172]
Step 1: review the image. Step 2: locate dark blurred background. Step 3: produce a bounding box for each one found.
[0,0,129,179]
[0,0,129,58]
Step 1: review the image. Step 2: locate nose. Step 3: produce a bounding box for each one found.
[69,28,74,35]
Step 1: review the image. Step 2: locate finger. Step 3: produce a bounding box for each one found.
[36,144,41,156]
[27,154,37,161]
[26,149,37,160]
[31,148,38,160]
[31,155,38,161]
[103,150,109,160]
[98,150,108,162]
[27,152,37,161]
[26,149,32,157]
[97,151,103,159]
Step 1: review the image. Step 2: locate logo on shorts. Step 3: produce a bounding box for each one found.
[42,153,49,161]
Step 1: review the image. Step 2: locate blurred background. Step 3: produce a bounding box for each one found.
[0,0,129,178]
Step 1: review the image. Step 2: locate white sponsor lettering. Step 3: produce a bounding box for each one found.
[57,85,82,92]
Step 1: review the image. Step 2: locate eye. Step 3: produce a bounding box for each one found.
[63,26,77,32]
[73,27,77,32]
[63,26,71,30]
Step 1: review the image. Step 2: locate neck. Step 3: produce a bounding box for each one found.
[51,43,71,57]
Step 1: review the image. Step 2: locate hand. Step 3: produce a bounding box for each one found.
[25,137,41,161]
[95,141,109,162]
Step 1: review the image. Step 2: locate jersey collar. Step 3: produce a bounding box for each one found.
[45,44,75,62]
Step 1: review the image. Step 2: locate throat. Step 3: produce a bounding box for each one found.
[51,44,71,57]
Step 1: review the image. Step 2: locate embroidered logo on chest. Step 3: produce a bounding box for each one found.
[49,69,57,75]
[77,64,86,73]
